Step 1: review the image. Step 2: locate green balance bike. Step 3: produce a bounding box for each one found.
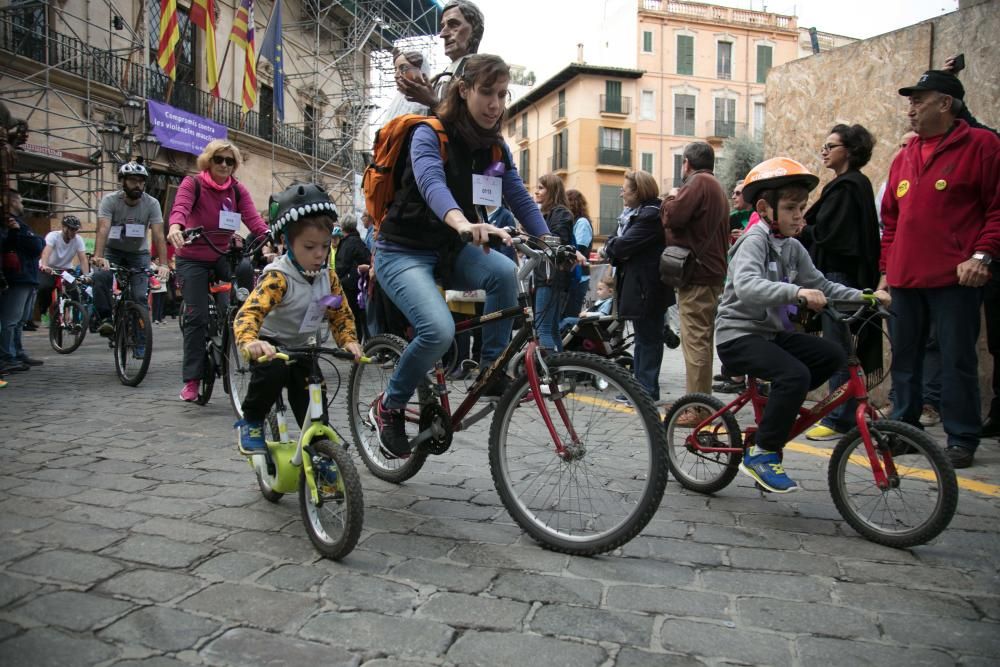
[241,339,370,560]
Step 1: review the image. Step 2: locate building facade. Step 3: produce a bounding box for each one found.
[505,0,803,238]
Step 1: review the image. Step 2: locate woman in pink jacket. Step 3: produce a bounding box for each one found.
[166,139,269,402]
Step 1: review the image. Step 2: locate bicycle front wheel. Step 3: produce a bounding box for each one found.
[49,299,89,354]
[300,438,364,560]
[196,345,216,405]
[489,352,669,555]
[829,419,958,548]
[225,331,250,417]
[347,334,428,483]
[114,302,153,386]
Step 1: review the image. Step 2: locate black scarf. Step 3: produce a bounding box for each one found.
[450,111,502,152]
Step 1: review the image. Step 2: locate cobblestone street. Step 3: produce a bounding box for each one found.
[1,322,998,666]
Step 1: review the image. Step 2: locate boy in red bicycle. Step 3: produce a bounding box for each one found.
[233,183,363,452]
[715,158,890,493]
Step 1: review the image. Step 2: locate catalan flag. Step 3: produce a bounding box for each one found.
[229,0,252,50]
[232,0,258,113]
[190,0,220,97]
[157,0,180,80]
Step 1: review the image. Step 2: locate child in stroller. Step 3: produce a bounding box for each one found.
[560,274,633,371]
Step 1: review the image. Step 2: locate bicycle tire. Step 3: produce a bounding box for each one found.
[225,332,250,418]
[489,351,669,555]
[196,345,216,405]
[114,302,153,386]
[300,438,364,560]
[664,393,741,494]
[829,419,958,548]
[253,409,284,503]
[49,299,89,354]
[346,334,428,483]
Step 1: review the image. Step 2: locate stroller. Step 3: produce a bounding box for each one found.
[561,314,633,371]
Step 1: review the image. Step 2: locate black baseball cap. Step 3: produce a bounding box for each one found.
[898,70,965,100]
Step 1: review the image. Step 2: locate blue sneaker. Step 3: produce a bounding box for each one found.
[739,448,798,493]
[235,419,266,454]
[133,345,146,359]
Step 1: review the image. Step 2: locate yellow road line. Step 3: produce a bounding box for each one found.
[787,441,1000,498]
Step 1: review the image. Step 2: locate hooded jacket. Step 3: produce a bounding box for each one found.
[880,119,1000,288]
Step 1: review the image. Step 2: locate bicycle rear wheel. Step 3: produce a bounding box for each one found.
[225,333,250,417]
[347,334,429,483]
[114,302,153,386]
[489,352,669,555]
[300,438,364,560]
[252,409,284,503]
[664,393,741,494]
[829,419,958,548]
[49,299,89,354]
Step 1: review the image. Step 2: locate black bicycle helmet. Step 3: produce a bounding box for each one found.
[268,182,339,241]
[62,215,81,229]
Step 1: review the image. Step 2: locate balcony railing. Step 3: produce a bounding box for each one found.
[0,18,340,163]
[641,0,796,30]
[596,146,632,168]
[551,102,566,124]
[599,95,631,115]
[706,120,748,139]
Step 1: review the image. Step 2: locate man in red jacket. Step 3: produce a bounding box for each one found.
[878,70,1000,468]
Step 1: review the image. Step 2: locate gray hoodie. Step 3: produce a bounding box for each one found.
[715,223,861,346]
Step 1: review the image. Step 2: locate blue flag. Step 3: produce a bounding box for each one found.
[257,0,284,121]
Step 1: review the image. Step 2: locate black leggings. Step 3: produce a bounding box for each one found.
[242,359,327,428]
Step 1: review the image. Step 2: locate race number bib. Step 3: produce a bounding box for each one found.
[298,277,332,334]
[108,226,124,240]
[219,210,242,231]
[61,270,76,284]
[125,223,146,238]
[472,174,502,207]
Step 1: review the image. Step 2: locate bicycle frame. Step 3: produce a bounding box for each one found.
[406,236,581,456]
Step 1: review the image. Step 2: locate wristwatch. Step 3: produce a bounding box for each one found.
[972,252,992,266]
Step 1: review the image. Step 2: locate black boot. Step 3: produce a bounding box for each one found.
[981,415,1000,438]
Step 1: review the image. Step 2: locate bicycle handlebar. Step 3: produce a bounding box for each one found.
[182,226,272,258]
[253,347,372,365]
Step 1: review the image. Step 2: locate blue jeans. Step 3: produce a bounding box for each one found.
[534,284,566,351]
[632,316,664,401]
[377,244,518,410]
[889,286,982,451]
[0,284,33,364]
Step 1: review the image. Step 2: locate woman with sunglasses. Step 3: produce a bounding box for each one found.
[167,139,269,402]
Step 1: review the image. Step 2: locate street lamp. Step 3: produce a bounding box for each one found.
[121,96,144,131]
[134,133,161,163]
[98,122,125,157]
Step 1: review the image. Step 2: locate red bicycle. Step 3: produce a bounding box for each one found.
[663,299,958,548]
[46,268,90,354]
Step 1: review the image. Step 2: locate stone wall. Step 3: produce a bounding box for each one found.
[764,0,1000,411]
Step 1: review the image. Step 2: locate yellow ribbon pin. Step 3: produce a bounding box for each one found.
[896,180,910,198]
[935,179,947,191]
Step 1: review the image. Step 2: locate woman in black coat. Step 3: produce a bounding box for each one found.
[334,215,371,342]
[800,123,880,440]
[603,170,671,401]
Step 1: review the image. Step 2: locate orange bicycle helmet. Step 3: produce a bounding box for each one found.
[741,157,819,207]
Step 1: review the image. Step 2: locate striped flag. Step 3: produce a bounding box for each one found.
[234,0,258,113]
[229,0,252,50]
[190,0,220,97]
[157,0,180,80]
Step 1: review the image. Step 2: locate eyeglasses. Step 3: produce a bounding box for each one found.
[212,155,237,167]
[396,64,414,75]
[732,190,743,197]
[820,143,844,153]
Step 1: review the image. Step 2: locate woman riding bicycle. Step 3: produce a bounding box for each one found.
[715,157,890,493]
[370,53,549,459]
[166,140,268,403]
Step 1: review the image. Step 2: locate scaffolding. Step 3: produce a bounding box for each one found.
[275,0,443,215]
[0,0,443,223]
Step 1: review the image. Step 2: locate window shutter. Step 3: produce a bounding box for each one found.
[677,35,693,75]
[757,45,772,83]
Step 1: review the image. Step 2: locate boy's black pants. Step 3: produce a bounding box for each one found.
[242,360,326,428]
[717,332,845,451]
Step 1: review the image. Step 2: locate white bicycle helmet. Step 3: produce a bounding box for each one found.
[118,161,149,179]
